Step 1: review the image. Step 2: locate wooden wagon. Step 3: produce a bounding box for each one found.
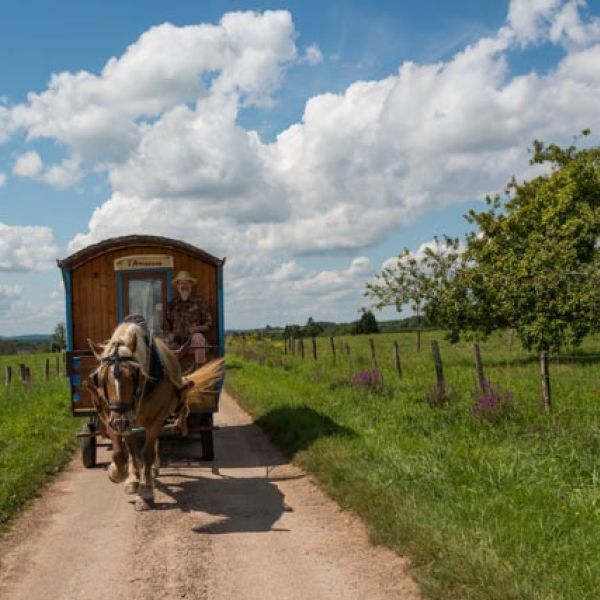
[57,235,225,467]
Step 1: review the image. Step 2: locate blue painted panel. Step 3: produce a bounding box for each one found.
[71,374,81,386]
[70,356,81,368]
[73,392,81,402]
[61,268,74,351]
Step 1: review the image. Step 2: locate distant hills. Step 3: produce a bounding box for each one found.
[0,334,52,341]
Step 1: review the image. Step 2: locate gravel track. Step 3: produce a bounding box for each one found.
[0,391,420,599]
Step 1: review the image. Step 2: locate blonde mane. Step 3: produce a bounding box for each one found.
[101,322,149,369]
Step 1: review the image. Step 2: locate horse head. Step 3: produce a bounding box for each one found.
[88,327,147,436]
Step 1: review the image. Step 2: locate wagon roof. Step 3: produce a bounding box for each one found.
[57,235,225,270]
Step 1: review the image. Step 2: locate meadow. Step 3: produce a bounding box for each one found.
[226,331,600,600]
[0,353,79,531]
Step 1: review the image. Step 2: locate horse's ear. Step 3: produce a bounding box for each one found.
[87,338,105,360]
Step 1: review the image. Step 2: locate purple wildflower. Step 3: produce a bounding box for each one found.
[350,368,381,391]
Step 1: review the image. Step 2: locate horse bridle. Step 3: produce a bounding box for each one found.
[92,344,144,416]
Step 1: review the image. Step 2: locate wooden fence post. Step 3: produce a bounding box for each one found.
[329,337,336,365]
[346,342,353,373]
[368,338,378,371]
[56,354,60,375]
[430,340,446,399]
[19,363,27,384]
[311,337,317,360]
[540,350,551,410]
[473,343,486,392]
[299,338,305,359]
[44,358,50,381]
[5,365,12,386]
[393,341,402,377]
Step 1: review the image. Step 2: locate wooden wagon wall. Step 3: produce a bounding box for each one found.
[70,244,219,350]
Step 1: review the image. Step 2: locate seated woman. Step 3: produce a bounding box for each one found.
[164,270,212,370]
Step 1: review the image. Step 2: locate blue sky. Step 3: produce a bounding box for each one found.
[1,0,600,334]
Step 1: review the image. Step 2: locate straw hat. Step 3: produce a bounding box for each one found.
[172,270,197,286]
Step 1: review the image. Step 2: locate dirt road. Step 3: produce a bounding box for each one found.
[0,391,420,600]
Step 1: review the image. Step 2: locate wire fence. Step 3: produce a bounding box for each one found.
[226,332,600,420]
[1,352,66,388]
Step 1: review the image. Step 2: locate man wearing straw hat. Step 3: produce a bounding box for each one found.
[165,270,212,368]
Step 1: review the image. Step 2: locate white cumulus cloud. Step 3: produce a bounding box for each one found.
[13,150,43,177]
[3,2,600,326]
[0,223,59,272]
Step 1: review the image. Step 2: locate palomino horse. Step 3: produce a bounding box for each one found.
[86,322,223,510]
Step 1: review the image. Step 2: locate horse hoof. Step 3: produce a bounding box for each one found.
[107,463,128,484]
[135,496,152,511]
[124,481,139,494]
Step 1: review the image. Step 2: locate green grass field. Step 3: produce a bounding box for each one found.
[0,353,79,532]
[226,331,600,599]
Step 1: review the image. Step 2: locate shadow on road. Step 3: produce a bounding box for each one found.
[154,473,299,534]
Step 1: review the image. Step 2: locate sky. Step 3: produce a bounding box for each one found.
[1,0,600,335]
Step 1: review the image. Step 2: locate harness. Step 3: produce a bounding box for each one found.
[93,343,143,416]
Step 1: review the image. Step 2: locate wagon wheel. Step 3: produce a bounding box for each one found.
[80,420,97,468]
[200,413,215,461]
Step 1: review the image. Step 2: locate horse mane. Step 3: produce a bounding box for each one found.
[101,322,149,370]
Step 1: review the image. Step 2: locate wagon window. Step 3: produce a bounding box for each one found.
[123,273,167,336]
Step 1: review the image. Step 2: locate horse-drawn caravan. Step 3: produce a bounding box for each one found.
[57,236,225,491]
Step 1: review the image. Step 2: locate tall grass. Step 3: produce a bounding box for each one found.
[0,354,78,531]
[226,331,600,599]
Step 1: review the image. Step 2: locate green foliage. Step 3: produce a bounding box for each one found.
[51,322,66,351]
[366,247,430,319]
[427,133,600,352]
[0,356,78,531]
[303,316,324,338]
[227,331,600,599]
[351,308,380,334]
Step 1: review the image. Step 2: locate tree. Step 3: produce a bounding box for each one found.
[422,236,505,343]
[466,134,600,350]
[351,309,380,335]
[365,248,431,351]
[283,324,302,339]
[303,317,324,338]
[51,322,67,351]
[435,133,600,407]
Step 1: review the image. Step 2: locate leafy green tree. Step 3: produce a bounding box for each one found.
[365,248,431,350]
[423,236,505,343]
[283,324,302,339]
[51,322,66,351]
[351,309,380,335]
[303,317,324,338]
[464,133,600,352]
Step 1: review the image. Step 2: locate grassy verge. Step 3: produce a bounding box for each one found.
[0,354,79,532]
[226,331,600,599]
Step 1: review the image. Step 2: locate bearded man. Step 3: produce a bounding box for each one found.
[164,270,212,368]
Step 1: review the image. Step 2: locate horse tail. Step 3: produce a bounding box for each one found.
[182,358,225,403]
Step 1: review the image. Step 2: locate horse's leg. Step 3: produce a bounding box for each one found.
[107,432,129,484]
[124,435,141,494]
[152,438,160,478]
[135,433,158,511]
